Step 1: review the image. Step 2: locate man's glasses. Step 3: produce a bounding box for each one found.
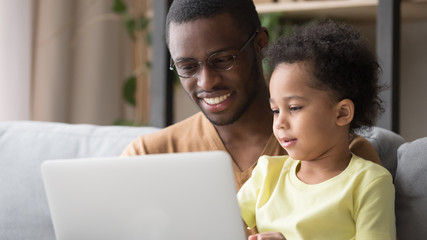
[169,30,259,78]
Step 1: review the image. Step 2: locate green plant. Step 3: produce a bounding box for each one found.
[112,0,151,125]
[260,12,295,79]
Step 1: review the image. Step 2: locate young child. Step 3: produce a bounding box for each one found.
[237,20,396,240]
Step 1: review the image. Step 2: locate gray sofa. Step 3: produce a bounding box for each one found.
[0,121,160,240]
[0,121,425,239]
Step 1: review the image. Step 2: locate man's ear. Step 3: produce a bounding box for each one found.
[255,27,269,58]
[336,99,354,126]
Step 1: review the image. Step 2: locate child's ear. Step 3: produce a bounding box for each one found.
[336,99,354,126]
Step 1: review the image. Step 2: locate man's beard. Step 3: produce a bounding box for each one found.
[202,88,256,126]
[202,65,260,126]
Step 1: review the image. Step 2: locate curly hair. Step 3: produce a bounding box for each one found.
[165,0,261,44]
[266,19,383,132]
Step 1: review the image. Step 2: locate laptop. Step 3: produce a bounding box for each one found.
[41,151,246,240]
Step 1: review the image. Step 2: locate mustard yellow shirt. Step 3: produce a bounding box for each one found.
[237,154,396,240]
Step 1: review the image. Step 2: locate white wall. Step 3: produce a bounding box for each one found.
[352,20,427,141]
[400,20,427,141]
[0,0,32,121]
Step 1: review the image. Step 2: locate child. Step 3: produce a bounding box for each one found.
[237,19,396,240]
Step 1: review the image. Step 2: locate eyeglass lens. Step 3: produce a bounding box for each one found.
[171,29,258,78]
[175,52,236,78]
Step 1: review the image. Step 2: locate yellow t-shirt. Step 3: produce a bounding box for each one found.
[237,154,396,240]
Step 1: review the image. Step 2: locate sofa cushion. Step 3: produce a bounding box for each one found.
[395,137,427,240]
[356,126,405,179]
[0,121,159,240]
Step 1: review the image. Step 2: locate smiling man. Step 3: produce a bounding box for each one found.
[121,0,380,210]
[122,0,280,185]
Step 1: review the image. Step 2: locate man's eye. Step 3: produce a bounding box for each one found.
[212,55,233,64]
[178,63,198,70]
[210,55,234,69]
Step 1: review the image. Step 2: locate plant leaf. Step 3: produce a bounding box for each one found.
[112,0,127,14]
[146,32,152,45]
[124,18,136,40]
[136,16,149,30]
[123,75,136,106]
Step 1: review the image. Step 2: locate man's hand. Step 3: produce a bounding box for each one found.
[248,232,286,240]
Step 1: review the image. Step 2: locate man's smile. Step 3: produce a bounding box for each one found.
[203,93,231,105]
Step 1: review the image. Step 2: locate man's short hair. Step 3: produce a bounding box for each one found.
[165,0,261,44]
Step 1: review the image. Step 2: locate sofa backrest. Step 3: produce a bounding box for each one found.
[1,121,423,239]
[395,137,427,240]
[356,126,406,179]
[360,128,427,239]
[0,121,160,240]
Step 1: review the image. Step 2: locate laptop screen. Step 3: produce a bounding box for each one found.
[41,151,246,240]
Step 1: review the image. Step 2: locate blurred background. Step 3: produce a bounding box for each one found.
[0,0,426,141]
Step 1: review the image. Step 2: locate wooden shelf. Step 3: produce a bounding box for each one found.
[255,0,427,22]
[256,0,377,13]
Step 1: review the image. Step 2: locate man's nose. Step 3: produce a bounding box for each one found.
[197,64,221,91]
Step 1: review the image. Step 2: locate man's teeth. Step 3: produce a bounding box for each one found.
[204,93,231,105]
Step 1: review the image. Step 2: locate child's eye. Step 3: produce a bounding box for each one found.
[271,109,279,115]
[289,106,302,112]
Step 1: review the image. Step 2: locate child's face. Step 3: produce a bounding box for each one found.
[269,62,343,161]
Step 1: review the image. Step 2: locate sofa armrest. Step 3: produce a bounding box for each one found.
[395,137,427,239]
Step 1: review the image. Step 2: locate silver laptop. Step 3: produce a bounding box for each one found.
[41,151,246,240]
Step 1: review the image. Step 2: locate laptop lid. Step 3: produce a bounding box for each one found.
[41,151,246,240]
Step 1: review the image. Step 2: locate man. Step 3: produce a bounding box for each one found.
[122,0,379,201]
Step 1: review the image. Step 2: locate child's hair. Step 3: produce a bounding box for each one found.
[165,0,261,45]
[266,19,383,132]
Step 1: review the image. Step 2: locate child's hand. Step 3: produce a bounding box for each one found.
[248,232,287,240]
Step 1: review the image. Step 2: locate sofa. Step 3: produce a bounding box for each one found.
[0,120,425,239]
[0,121,160,240]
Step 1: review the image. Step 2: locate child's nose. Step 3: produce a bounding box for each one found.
[274,114,290,130]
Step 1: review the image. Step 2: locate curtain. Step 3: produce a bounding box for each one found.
[0,0,32,121]
[31,0,137,125]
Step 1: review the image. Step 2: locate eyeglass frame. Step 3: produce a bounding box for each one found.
[169,29,259,78]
